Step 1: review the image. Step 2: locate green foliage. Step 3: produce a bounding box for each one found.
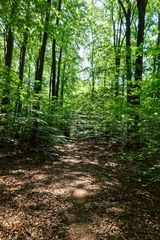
[0,0,159,188]
[0,104,72,150]
[69,88,127,142]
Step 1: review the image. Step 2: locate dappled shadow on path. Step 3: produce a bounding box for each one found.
[0,140,159,239]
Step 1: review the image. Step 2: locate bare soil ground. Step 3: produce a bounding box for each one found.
[0,140,160,240]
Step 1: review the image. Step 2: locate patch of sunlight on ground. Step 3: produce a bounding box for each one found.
[107,207,124,214]
[35,173,101,199]
[33,173,47,181]
[70,188,90,199]
[105,162,119,167]
[68,223,95,240]
[1,212,24,230]
[61,156,82,163]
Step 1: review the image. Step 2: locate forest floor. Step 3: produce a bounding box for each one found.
[0,139,160,240]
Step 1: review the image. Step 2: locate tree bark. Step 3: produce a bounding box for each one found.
[91,43,95,100]
[1,0,19,113]
[56,46,63,98]
[5,27,14,68]
[16,32,28,113]
[134,0,148,104]
[1,27,14,112]
[60,62,66,106]
[157,14,160,72]
[154,13,160,97]
[112,4,123,97]
[50,0,62,101]
[51,39,57,98]
[34,0,51,110]
[31,0,51,145]
[130,0,148,149]
[125,1,132,103]
[115,51,121,97]
[118,0,132,102]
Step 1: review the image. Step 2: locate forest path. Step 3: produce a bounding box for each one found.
[0,140,159,239]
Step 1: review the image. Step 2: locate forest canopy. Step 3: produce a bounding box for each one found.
[0,0,160,153]
[0,2,160,239]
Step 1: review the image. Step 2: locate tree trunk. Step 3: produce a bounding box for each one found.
[118,0,132,101]
[56,46,63,98]
[112,5,123,97]
[50,39,57,99]
[60,62,66,106]
[16,32,28,113]
[5,28,14,68]
[50,0,62,101]
[134,0,148,104]
[31,0,51,145]
[155,13,160,97]
[91,43,95,100]
[125,1,132,103]
[34,0,51,110]
[3,27,7,61]
[1,0,18,114]
[130,0,148,149]
[115,52,121,97]
[19,33,28,83]
[157,13,160,72]
[1,27,14,112]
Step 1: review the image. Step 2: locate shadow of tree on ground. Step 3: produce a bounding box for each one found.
[0,140,159,239]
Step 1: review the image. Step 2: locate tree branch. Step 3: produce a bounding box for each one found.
[118,0,127,18]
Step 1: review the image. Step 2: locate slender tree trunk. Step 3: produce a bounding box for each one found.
[118,0,132,101]
[153,13,160,97]
[50,0,62,101]
[26,63,32,116]
[60,62,66,106]
[1,27,14,112]
[56,46,63,98]
[112,5,123,97]
[16,32,28,113]
[51,39,56,99]
[34,28,48,101]
[115,51,121,96]
[34,0,51,110]
[134,0,148,104]
[130,0,148,148]
[31,0,51,145]
[156,13,160,73]
[91,44,95,100]
[118,0,148,148]
[5,28,14,68]
[3,27,7,61]
[155,13,160,97]
[1,0,18,112]
[19,33,28,83]
[126,2,132,103]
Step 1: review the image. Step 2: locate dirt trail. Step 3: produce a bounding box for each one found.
[0,140,160,239]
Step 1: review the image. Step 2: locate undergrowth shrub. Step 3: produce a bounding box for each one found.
[0,106,72,151]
